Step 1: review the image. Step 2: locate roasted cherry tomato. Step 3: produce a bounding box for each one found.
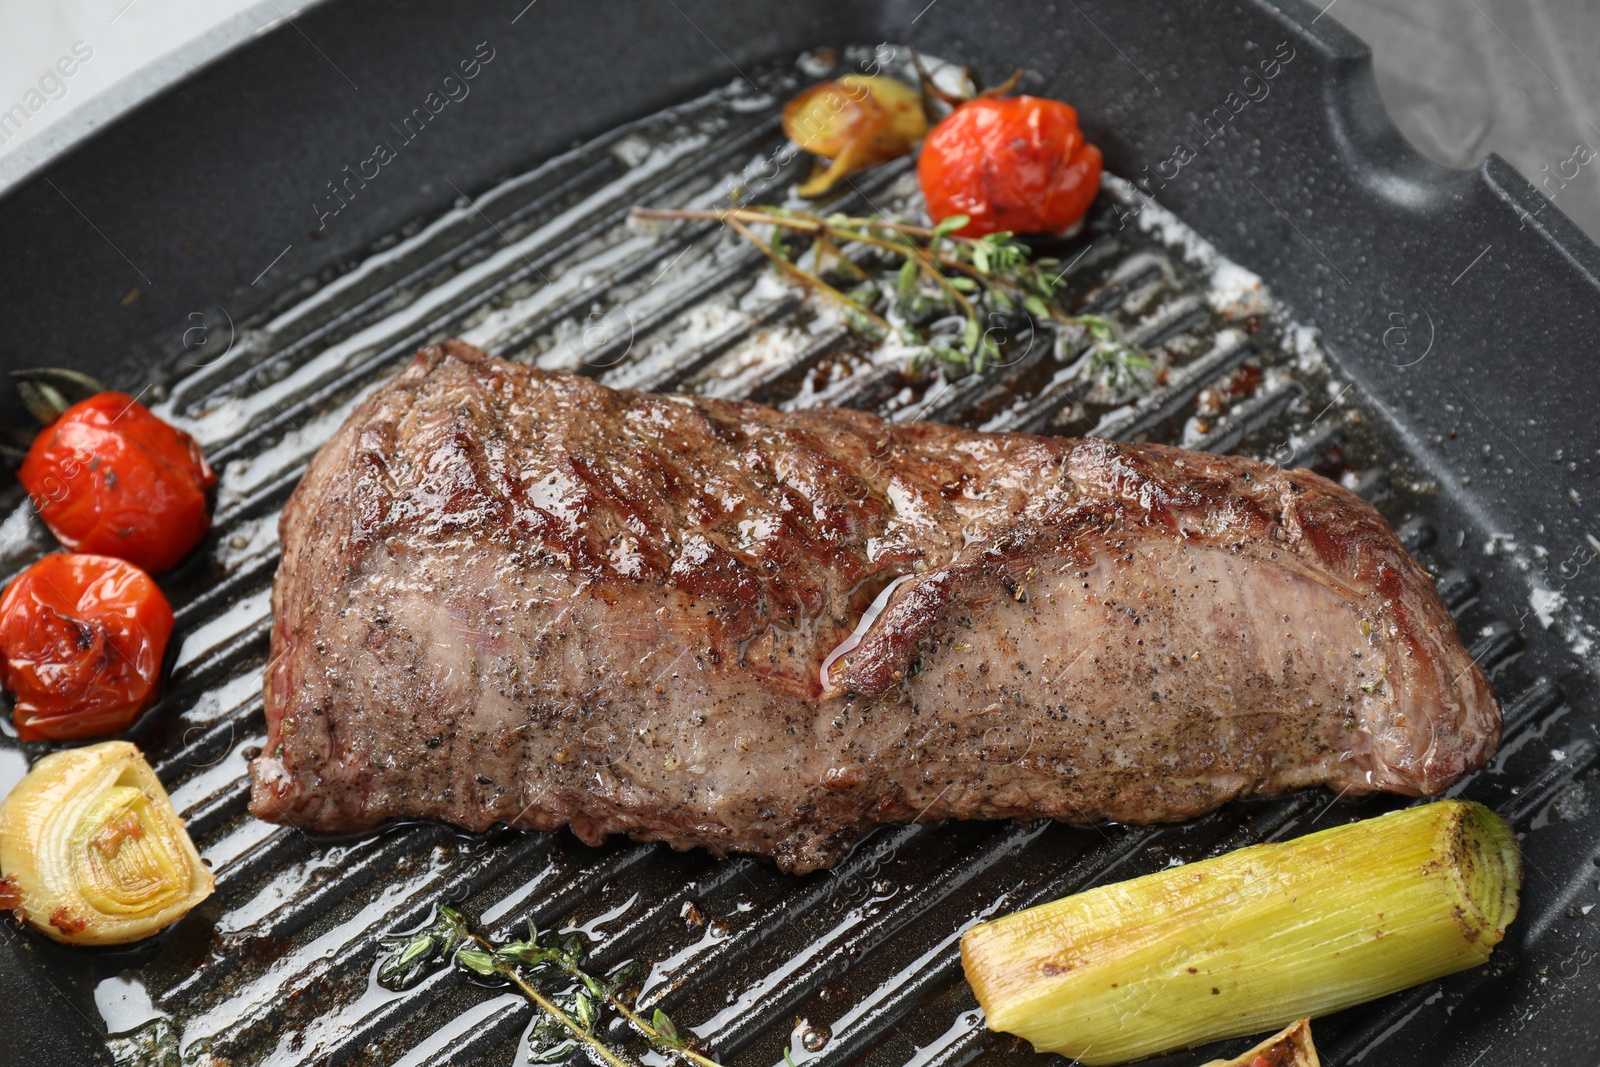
[0,554,173,741]
[19,392,215,574]
[918,95,1103,238]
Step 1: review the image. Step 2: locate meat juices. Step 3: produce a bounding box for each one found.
[249,341,1499,873]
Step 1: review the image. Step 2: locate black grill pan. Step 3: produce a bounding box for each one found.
[0,2,1597,1065]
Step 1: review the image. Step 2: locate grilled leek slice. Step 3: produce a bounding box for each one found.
[962,800,1519,1066]
[0,741,213,945]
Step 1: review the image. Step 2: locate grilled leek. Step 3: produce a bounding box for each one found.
[0,741,213,945]
[962,800,1519,1066]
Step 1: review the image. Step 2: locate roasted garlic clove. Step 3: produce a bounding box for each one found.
[783,75,927,198]
[1200,1019,1320,1067]
[0,741,213,945]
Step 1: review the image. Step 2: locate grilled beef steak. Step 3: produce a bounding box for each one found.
[249,341,1499,873]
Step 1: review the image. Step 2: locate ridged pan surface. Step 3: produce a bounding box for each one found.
[0,37,1595,1067]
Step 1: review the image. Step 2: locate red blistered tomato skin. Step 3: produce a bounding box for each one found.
[18,392,215,574]
[918,95,1104,238]
[0,553,174,741]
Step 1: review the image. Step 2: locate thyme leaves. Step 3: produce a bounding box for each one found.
[379,905,735,1067]
[631,205,1149,386]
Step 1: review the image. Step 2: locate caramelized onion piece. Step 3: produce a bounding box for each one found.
[0,741,212,945]
[782,75,927,197]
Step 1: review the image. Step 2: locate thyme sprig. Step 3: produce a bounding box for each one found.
[379,905,730,1067]
[1079,314,1155,400]
[630,205,1151,385]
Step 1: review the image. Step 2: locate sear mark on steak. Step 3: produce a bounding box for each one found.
[248,341,1500,874]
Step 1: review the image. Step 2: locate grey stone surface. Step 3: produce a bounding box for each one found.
[1331,0,1600,240]
[0,0,320,192]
